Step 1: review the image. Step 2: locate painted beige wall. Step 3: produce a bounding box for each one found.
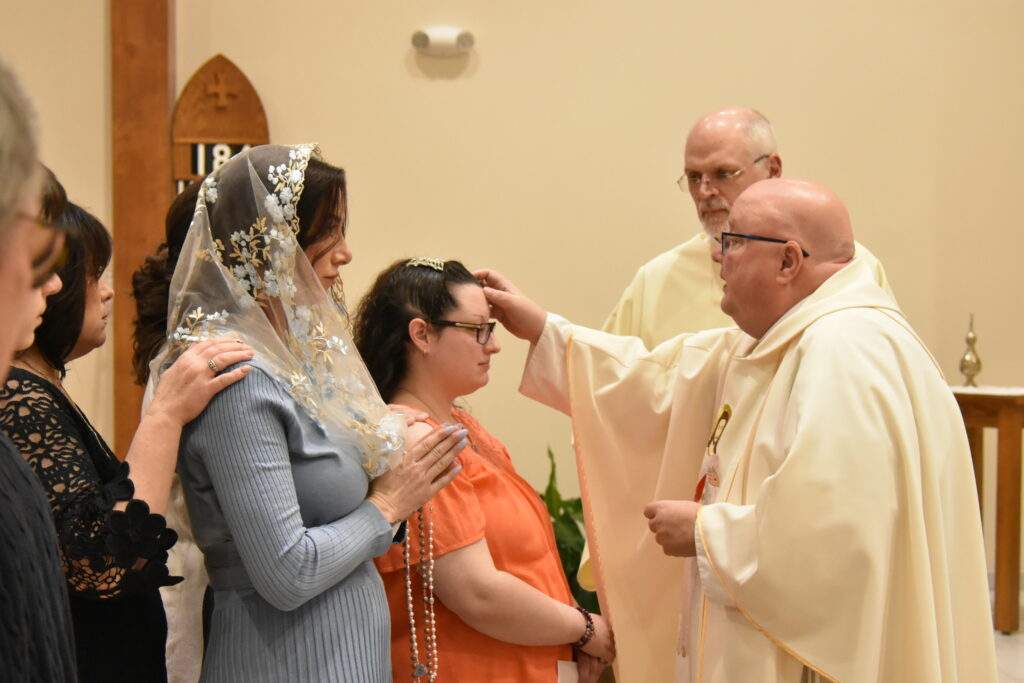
[1,2,113,440]
[3,1,1022,567]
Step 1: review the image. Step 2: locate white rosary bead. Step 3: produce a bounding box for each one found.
[403,504,440,680]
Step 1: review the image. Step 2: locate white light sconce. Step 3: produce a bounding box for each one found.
[411,26,475,58]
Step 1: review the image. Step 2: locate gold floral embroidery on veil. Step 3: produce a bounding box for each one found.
[287,372,319,418]
[170,307,231,349]
[225,217,272,299]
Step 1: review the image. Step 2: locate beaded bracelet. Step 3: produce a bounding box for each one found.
[573,606,595,648]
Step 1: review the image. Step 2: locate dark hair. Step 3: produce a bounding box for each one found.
[39,164,66,224]
[34,202,112,377]
[354,259,479,402]
[130,179,201,384]
[298,158,347,262]
[130,157,348,385]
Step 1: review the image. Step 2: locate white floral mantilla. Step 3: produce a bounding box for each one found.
[266,143,316,235]
[163,143,403,478]
[200,175,219,204]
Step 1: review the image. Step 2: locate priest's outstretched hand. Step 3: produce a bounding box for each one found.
[644,500,701,557]
[474,269,547,344]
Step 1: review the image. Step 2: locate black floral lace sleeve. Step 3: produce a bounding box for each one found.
[0,370,181,599]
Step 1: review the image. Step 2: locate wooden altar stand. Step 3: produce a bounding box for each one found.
[952,386,1023,633]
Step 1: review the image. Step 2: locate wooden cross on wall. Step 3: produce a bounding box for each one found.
[172,54,269,190]
[205,72,237,109]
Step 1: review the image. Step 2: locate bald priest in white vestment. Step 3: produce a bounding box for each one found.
[478,179,997,683]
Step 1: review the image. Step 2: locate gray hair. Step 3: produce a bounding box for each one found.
[743,109,777,157]
[0,58,38,233]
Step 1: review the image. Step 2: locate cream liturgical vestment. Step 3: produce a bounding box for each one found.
[521,256,996,682]
[574,233,893,592]
[602,233,732,348]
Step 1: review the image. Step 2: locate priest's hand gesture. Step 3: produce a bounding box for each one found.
[644,500,701,557]
[474,269,547,345]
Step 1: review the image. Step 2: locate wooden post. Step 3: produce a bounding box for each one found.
[111,0,175,455]
[966,425,984,512]
[995,407,1022,633]
[953,389,1023,634]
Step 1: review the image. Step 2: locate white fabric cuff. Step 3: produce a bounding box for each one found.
[695,507,734,607]
[519,313,574,416]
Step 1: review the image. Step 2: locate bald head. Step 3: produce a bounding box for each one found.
[732,179,855,263]
[683,107,782,237]
[719,179,856,338]
[687,108,777,158]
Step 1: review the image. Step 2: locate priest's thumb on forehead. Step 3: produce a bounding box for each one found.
[480,287,545,344]
[482,286,512,307]
[481,286,531,322]
[481,287,517,325]
[473,268,518,293]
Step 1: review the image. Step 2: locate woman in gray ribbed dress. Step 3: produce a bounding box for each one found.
[147,144,465,682]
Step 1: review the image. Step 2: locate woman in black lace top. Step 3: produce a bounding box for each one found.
[0,201,255,682]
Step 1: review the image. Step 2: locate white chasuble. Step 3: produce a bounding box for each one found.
[521,256,996,683]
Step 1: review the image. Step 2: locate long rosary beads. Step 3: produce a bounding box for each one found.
[404,504,439,680]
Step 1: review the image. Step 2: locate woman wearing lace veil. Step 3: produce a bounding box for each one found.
[146,144,465,682]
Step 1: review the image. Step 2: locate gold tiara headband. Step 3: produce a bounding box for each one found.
[406,256,446,272]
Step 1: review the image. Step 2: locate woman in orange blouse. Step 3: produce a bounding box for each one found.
[355,258,614,683]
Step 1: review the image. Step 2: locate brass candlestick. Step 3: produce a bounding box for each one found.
[959,314,982,387]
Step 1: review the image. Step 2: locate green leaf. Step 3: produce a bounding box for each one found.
[563,497,585,524]
[553,515,584,553]
[542,446,563,514]
[573,583,601,613]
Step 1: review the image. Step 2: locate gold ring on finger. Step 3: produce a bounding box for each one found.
[208,359,219,373]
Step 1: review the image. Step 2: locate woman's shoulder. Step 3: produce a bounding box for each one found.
[404,419,475,462]
[203,359,290,409]
[181,360,287,438]
[0,369,74,440]
[452,407,482,428]
[0,367,62,406]
[182,359,327,455]
[451,407,508,456]
[402,418,489,475]
[404,419,435,443]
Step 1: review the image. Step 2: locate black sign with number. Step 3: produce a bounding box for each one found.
[191,142,252,176]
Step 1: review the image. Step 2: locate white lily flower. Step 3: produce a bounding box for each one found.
[264,194,285,224]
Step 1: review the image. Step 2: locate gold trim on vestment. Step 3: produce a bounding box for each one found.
[566,335,618,678]
[695,596,710,681]
[694,512,836,682]
[693,350,836,681]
